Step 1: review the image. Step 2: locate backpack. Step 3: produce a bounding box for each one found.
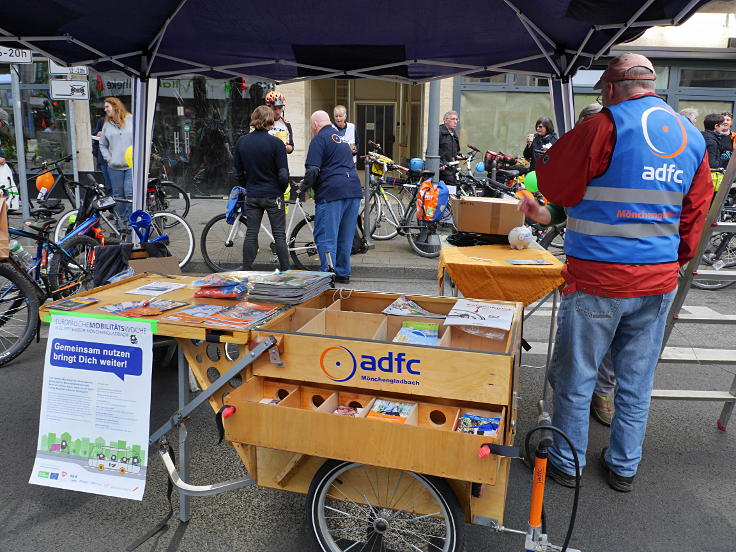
[415,179,449,222]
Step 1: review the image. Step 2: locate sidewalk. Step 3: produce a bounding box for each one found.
[183,197,440,279]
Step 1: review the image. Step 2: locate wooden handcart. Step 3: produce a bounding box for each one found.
[41,273,524,552]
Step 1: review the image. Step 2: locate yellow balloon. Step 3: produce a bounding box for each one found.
[125,145,133,168]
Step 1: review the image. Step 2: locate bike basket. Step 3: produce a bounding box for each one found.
[92,196,117,212]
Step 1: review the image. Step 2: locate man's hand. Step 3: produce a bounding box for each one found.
[0,157,5,166]
[517,194,550,225]
[286,144,294,154]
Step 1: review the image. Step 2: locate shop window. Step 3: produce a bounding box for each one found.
[463,74,507,84]
[513,75,549,87]
[458,91,552,159]
[679,69,736,88]
[676,100,734,130]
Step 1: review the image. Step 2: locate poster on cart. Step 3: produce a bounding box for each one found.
[29,315,153,500]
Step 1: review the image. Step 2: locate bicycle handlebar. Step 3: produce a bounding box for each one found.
[467,144,480,153]
[29,155,73,171]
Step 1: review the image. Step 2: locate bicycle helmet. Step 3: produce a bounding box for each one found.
[264,90,286,107]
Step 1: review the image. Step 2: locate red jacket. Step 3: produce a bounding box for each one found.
[536,95,713,298]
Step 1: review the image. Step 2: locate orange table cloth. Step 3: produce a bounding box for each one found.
[438,244,564,307]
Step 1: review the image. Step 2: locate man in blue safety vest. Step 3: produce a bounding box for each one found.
[519,53,713,492]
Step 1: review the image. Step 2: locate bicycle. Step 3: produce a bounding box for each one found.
[361,147,407,241]
[147,151,191,225]
[27,155,78,205]
[691,181,736,290]
[53,176,195,269]
[0,200,98,366]
[200,185,318,272]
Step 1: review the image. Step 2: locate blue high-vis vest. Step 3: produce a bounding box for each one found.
[565,95,705,264]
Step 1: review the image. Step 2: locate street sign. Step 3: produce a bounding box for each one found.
[0,47,32,64]
[50,79,90,100]
[48,59,88,75]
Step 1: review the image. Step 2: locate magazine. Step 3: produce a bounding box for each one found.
[99,299,188,315]
[444,299,515,331]
[125,281,186,297]
[160,302,279,329]
[47,297,99,311]
[382,296,445,318]
[366,399,415,424]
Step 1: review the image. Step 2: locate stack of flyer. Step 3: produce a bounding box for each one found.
[247,270,334,303]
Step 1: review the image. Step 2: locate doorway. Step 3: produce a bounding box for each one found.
[355,103,395,170]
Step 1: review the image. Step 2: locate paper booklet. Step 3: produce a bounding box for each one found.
[444,299,515,331]
[382,296,445,318]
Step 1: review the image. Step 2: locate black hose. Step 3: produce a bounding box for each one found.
[523,424,580,552]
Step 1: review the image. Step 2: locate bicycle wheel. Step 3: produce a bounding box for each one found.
[539,224,566,251]
[306,459,465,552]
[0,262,40,367]
[405,206,451,258]
[289,215,321,270]
[153,182,190,226]
[149,212,195,269]
[48,235,98,299]
[370,191,403,241]
[200,213,246,272]
[53,209,79,243]
[691,232,736,290]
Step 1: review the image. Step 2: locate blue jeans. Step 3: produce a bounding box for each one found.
[548,289,676,477]
[97,153,113,197]
[313,198,360,277]
[107,167,133,225]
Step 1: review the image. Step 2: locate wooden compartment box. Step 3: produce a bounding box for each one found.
[224,377,506,485]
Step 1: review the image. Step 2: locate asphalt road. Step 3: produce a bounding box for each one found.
[1,278,734,552]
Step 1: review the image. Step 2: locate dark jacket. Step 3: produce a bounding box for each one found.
[439,124,460,185]
[702,129,731,169]
[303,125,362,203]
[232,129,289,198]
[524,132,558,170]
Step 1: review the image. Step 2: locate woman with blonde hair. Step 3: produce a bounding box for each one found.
[99,97,134,223]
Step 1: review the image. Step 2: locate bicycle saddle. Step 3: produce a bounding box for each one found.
[25,217,57,233]
[420,170,435,178]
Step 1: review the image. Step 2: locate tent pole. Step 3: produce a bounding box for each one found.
[549,77,575,135]
[426,80,441,183]
[10,65,30,220]
[131,74,157,236]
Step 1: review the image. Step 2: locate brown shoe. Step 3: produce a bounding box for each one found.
[591,394,614,426]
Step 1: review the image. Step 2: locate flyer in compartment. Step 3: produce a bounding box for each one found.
[455,413,501,437]
[333,405,362,417]
[124,281,186,297]
[444,299,515,331]
[392,321,440,345]
[382,296,445,318]
[366,399,414,423]
[160,302,279,329]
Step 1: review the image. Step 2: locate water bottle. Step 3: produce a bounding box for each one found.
[9,240,34,271]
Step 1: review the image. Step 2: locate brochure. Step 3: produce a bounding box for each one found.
[382,296,445,318]
[455,413,501,437]
[125,281,186,297]
[392,321,440,345]
[333,405,361,417]
[444,299,515,331]
[99,300,187,315]
[47,297,99,311]
[160,302,279,329]
[366,399,415,424]
[506,259,553,265]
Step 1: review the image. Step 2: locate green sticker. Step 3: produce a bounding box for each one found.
[46,310,158,333]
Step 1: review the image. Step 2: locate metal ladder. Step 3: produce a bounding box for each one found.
[654,158,736,430]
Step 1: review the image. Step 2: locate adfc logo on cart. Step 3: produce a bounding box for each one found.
[320,346,421,385]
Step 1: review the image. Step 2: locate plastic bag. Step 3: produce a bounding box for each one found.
[194,284,248,299]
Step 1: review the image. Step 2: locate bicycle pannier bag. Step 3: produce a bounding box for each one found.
[415,179,449,222]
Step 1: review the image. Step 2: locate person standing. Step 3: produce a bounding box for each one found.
[702,113,731,169]
[524,117,558,170]
[332,105,359,165]
[438,111,460,187]
[264,91,294,154]
[99,97,134,223]
[233,106,290,271]
[301,111,362,283]
[518,53,712,492]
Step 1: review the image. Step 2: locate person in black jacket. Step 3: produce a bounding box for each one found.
[233,105,290,271]
[702,113,731,169]
[438,111,460,186]
[524,117,558,170]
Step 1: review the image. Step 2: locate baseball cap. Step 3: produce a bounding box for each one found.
[0,108,8,124]
[593,53,656,89]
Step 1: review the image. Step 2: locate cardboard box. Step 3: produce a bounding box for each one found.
[450,196,524,235]
[128,256,182,275]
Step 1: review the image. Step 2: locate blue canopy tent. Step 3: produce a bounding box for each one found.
[1,0,710,219]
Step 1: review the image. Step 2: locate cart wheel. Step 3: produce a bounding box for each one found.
[306,460,465,552]
[97,464,105,471]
